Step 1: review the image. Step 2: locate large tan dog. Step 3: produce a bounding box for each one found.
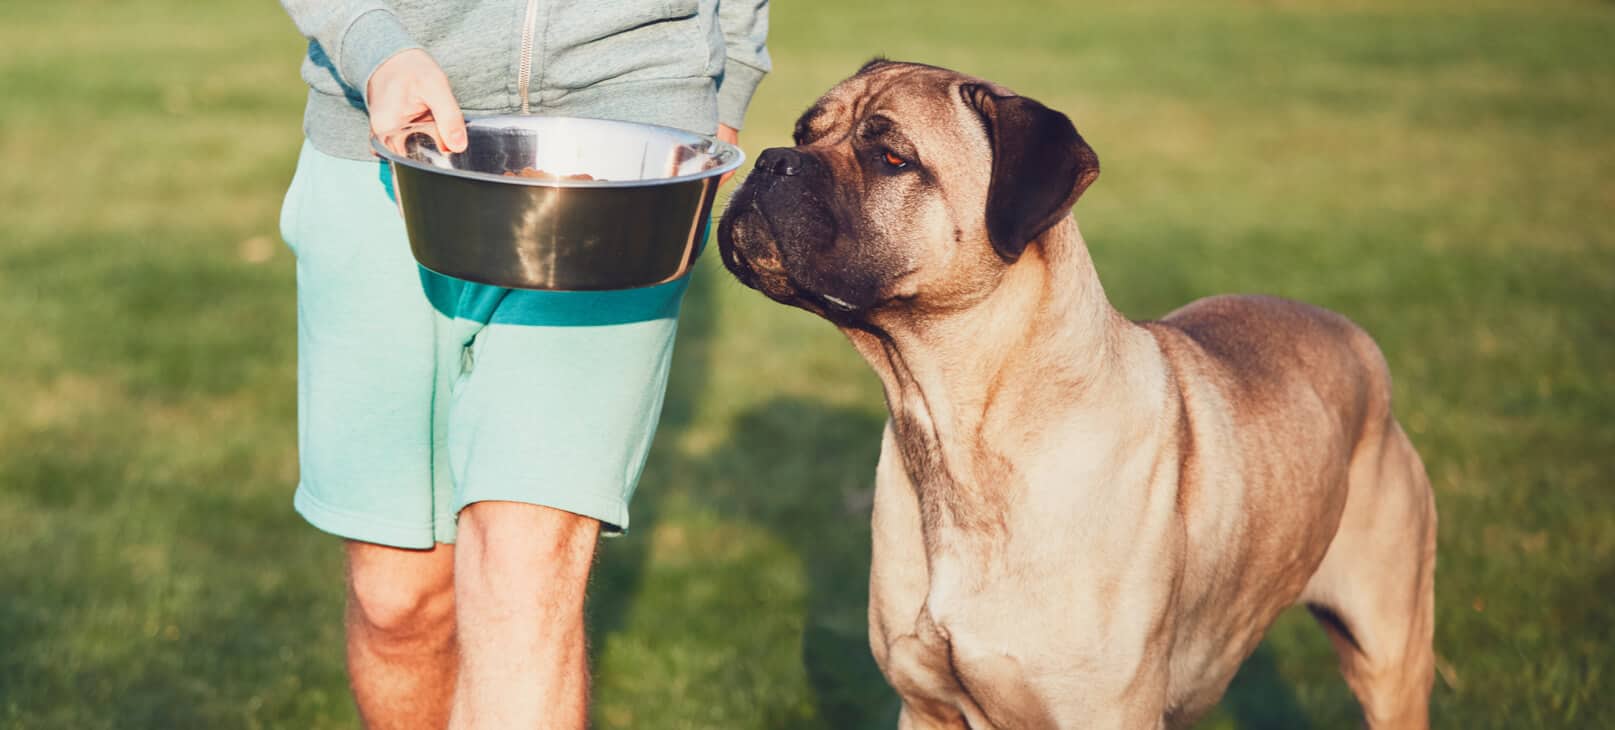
[716,60,1437,729]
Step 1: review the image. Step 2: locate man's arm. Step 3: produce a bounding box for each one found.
[280,1,465,152]
[280,1,419,105]
[715,0,771,132]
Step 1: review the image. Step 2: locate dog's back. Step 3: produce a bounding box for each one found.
[1158,294,1390,428]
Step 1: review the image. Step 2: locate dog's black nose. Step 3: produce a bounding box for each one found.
[755,147,805,176]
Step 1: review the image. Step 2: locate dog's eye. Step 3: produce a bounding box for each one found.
[881,150,909,169]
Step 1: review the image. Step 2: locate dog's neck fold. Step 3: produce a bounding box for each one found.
[847,219,1142,540]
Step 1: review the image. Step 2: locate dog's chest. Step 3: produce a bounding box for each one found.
[878,559,1068,729]
[880,595,1011,727]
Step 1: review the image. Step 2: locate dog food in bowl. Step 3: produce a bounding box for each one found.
[506,168,600,182]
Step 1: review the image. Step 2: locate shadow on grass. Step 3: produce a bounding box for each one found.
[0,455,350,728]
[0,565,205,729]
[1221,644,1315,730]
[688,397,898,728]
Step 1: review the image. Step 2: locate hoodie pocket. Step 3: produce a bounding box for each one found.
[540,0,713,91]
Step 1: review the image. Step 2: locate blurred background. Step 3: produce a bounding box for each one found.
[1,0,1611,727]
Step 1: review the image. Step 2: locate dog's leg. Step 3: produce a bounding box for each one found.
[1301,419,1437,730]
[897,703,970,730]
[871,424,976,729]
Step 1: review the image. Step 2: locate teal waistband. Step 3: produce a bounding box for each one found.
[418,268,690,327]
[381,160,695,327]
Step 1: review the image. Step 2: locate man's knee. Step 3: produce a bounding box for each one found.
[455,501,600,597]
[346,542,456,643]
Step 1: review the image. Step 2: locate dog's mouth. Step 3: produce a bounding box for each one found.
[718,204,795,299]
[720,212,872,326]
[713,180,852,314]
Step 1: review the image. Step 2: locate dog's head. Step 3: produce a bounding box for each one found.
[717,60,1100,323]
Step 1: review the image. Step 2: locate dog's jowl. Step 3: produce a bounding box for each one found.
[718,60,1436,730]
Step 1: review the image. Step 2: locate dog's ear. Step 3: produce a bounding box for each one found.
[960,83,1100,263]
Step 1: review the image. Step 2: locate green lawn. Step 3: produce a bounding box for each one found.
[1,0,1611,727]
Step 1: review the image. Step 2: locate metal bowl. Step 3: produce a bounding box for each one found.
[372,115,744,291]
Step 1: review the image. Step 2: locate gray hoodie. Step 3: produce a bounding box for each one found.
[280,0,771,160]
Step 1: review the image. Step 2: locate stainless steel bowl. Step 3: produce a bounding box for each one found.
[372,115,744,291]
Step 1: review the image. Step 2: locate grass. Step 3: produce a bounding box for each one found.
[1,0,1611,727]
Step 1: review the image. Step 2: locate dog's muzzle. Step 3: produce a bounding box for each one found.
[720,147,824,273]
[754,147,809,177]
[717,146,862,316]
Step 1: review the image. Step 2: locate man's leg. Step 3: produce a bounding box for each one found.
[425,271,689,727]
[346,541,459,729]
[448,501,601,730]
[281,141,463,725]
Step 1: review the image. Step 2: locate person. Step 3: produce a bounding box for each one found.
[274,2,769,727]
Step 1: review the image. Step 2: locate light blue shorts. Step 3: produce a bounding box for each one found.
[279,141,690,547]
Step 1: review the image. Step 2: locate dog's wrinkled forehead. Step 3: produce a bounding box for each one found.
[792,60,1009,147]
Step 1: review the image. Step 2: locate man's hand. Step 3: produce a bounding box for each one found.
[717,124,740,186]
[368,49,467,155]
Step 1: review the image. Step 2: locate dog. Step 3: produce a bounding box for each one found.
[716,60,1437,729]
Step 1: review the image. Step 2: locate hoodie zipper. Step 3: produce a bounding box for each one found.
[517,0,539,113]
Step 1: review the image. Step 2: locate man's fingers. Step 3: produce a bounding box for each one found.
[365,50,467,155]
[716,125,740,186]
[420,81,467,153]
